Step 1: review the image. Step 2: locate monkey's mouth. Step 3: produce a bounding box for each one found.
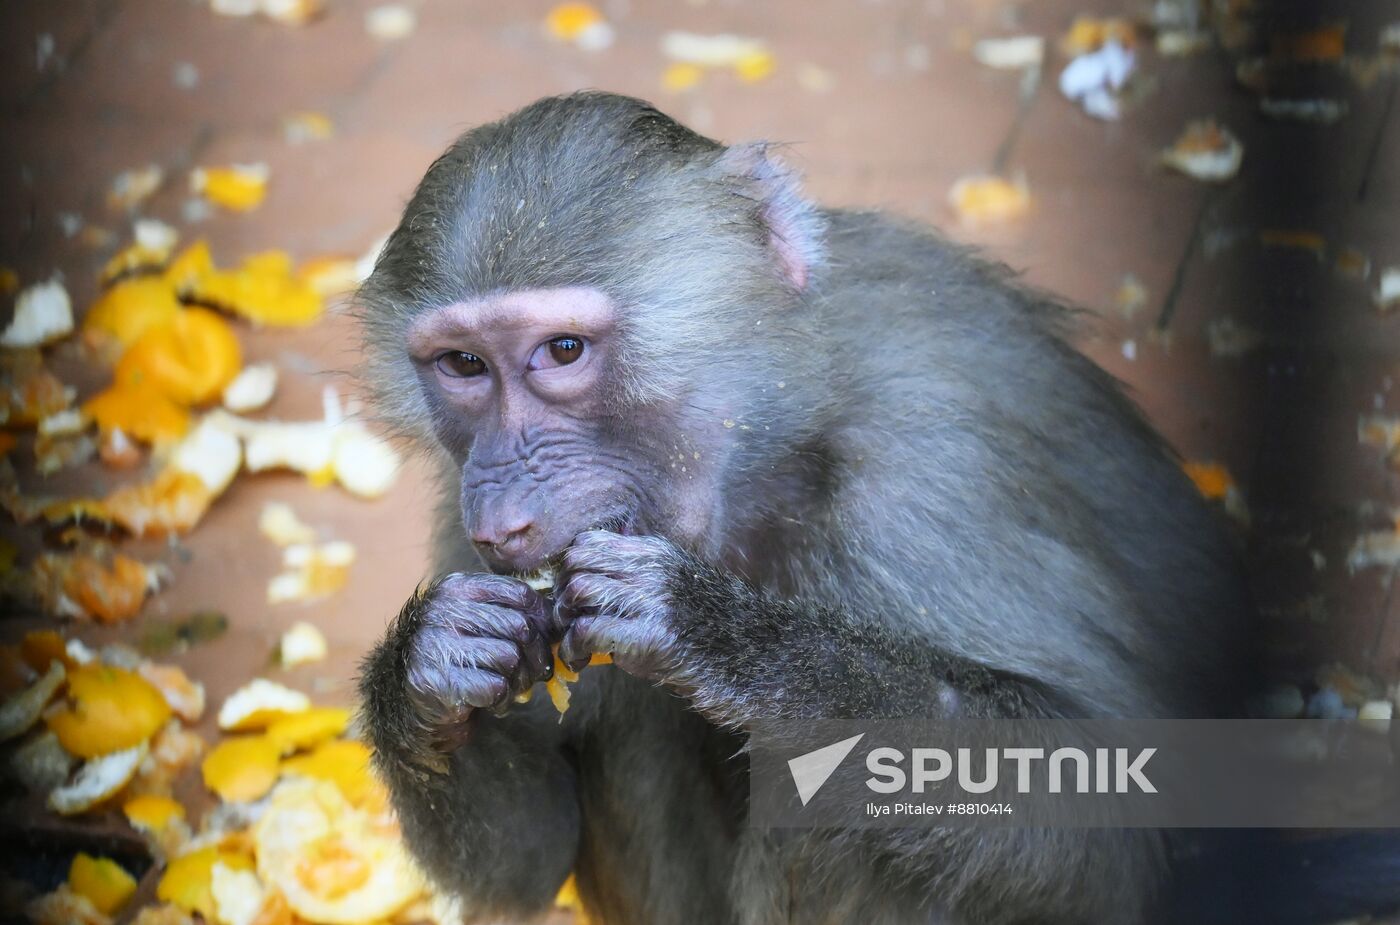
[511,512,640,593]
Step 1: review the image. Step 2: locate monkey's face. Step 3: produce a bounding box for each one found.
[407,285,727,577]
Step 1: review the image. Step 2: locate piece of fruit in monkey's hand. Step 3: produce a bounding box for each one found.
[512,570,610,715]
[540,645,612,715]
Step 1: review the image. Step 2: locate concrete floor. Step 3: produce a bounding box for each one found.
[2,0,1399,918]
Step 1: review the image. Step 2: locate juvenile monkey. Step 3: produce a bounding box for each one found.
[357,92,1251,924]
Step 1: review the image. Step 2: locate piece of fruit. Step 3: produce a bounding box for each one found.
[68,853,138,916]
[330,423,400,498]
[1161,120,1243,182]
[83,381,191,444]
[265,706,350,754]
[123,793,187,830]
[116,308,243,406]
[138,662,206,722]
[948,174,1031,224]
[211,861,267,925]
[25,884,111,925]
[0,661,66,743]
[254,779,423,923]
[191,164,269,212]
[260,503,316,546]
[278,620,328,668]
[279,738,384,810]
[20,629,72,673]
[218,678,310,731]
[546,2,603,40]
[47,663,171,757]
[545,649,612,716]
[31,551,163,623]
[202,735,283,802]
[222,362,278,412]
[267,541,355,603]
[107,165,164,211]
[1,349,75,427]
[49,742,147,815]
[185,251,324,327]
[157,846,255,919]
[100,244,170,287]
[83,277,182,348]
[163,240,215,291]
[2,279,74,348]
[1183,461,1234,500]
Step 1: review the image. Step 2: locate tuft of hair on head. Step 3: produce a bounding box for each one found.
[712,143,827,293]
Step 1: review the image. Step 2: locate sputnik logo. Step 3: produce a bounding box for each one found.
[787,733,865,806]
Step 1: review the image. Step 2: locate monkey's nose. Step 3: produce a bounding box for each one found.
[471,516,536,558]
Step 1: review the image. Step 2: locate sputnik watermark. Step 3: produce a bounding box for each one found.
[863,745,1157,795]
[752,718,1400,829]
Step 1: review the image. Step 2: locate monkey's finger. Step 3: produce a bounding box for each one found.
[556,571,625,615]
[410,661,511,713]
[452,667,512,710]
[560,615,672,673]
[438,572,542,610]
[435,601,535,646]
[452,637,521,677]
[564,530,666,577]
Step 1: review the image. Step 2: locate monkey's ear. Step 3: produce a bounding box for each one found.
[716,144,826,291]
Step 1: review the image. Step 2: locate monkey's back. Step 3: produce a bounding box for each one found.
[804,210,1253,718]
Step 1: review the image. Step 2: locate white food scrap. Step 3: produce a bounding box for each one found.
[2,279,74,348]
[259,502,317,546]
[972,35,1045,69]
[279,621,329,668]
[268,541,355,604]
[221,363,278,413]
[218,678,311,731]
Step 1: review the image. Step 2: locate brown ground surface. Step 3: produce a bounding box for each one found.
[2,0,1399,920]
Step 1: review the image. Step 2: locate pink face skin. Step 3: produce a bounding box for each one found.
[408,286,714,575]
[407,286,617,411]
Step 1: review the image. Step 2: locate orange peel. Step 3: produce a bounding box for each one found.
[115,308,242,406]
[46,663,171,757]
[123,793,187,831]
[68,853,138,916]
[279,738,386,811]
[264,706,351,754]
[84,277,182,348]
[185,251,324,327]
[32,551,162,623]
[156,846,255,920]
[202,735,283,802]
[254,779,423,923]
[218,678,310,731]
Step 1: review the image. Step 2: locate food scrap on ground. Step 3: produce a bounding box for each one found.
[972,35,1045,70]
[661,31,776,87]
[545,3,615,52]
[278,621,329,667]
[947,174,1031,224]
[189,164,270,212]
[1160,120,1244,182]
[2,280,74,349]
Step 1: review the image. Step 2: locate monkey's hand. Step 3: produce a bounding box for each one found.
[362,572,560,769]
[556,530,692,684]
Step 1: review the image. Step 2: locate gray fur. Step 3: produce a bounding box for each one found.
[357,92,1252,925]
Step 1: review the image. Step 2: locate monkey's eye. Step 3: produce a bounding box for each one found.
[529,336,586,370]
[436,351,487,378]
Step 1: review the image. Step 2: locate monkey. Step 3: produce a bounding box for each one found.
[355,92,1255,925]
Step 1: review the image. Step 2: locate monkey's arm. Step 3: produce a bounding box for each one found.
[359,586,580,921]
[558,531,1054,723]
